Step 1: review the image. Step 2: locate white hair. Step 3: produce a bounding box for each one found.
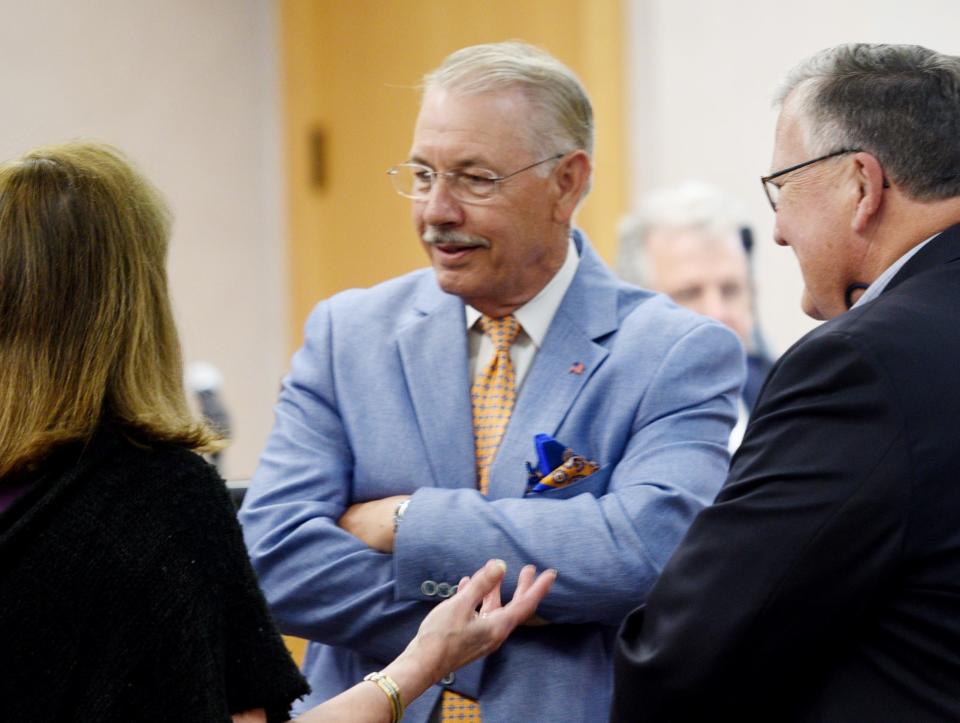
[774,43,960,201]
[422,41,594,162]
[617,182,747,287]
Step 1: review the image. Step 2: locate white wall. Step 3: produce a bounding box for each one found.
[0,0,285,479]
[624,0,960,354]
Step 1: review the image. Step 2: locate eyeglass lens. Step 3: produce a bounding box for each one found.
[389,165,498,202]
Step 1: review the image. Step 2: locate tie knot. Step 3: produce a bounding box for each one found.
[480,314,520,351]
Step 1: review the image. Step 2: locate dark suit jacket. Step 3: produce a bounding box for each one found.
[610,224,960,722]
[742,351,773,412]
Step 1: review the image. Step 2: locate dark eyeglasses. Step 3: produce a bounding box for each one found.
[760,148,861,211]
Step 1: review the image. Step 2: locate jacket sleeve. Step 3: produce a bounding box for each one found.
[610,330,909,721]
[239,302,439,667]
[394,321,744,626]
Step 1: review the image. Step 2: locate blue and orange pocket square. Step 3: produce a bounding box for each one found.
[525,433,599,495]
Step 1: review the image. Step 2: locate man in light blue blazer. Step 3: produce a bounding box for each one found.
[240,41,743,722]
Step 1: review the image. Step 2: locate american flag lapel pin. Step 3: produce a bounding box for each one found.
[569,361,585,375]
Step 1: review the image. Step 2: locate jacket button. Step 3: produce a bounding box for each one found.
[420,580,438,597]
[437,582,453,598]
[440,673,456,686]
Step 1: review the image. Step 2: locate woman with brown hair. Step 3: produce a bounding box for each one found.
[0,142,553,722]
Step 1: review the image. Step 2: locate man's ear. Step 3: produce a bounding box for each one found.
[852,152,886,233]
[552,151,592,223]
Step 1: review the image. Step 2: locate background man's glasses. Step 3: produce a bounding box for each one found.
[387,152,566,204]
[761,148,861,211]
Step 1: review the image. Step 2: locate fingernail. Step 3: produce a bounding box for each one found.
[547,568,558,578]
[493,559,507,572]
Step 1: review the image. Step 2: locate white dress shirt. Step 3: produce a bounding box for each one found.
[465,236,580,390]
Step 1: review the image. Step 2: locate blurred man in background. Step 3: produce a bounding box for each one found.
[618,182,773,447]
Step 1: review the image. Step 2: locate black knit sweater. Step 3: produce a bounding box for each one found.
[0,425,309,722]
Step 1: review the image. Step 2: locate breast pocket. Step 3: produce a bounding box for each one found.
[525,464,612,500]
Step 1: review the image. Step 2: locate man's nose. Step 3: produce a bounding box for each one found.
[420,176,464,227]
[701,289,729,322]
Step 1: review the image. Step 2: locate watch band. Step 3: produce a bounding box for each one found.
[393,499,410,532]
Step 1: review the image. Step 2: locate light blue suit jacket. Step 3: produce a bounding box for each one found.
[240,232,743,721]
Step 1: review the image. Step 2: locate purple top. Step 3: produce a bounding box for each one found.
[0,480,31,514]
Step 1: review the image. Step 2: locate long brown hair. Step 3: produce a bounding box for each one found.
[0,142,218,478]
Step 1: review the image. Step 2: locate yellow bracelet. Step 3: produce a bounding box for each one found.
[363,671,404,722]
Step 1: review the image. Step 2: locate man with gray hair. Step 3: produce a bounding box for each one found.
[618,182,773,445]
[241,41,742,721]
[612,43,960,721]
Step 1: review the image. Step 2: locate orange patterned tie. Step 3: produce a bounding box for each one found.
[439,314,520,721]
[471,314,520,495]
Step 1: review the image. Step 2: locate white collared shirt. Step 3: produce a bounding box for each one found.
[465,236,580,390]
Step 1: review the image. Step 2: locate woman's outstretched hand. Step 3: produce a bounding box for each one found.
[398,560,557,684]
[287,560,556,723]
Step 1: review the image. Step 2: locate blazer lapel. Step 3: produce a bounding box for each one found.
[396,281,478,490]
[486,238,619,500]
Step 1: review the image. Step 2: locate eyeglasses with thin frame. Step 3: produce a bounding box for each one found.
[760,148,861,211]
[387,152,567,204]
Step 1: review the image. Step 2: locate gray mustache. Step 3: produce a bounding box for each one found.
[422,228,491,248]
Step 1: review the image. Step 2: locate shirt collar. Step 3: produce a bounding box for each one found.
[852,234,936,309]
[465,235,580,347]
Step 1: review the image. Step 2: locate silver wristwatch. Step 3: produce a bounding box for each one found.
[393,499,410,532]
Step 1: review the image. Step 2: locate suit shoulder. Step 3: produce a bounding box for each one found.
[620,289,740,348]
[301,267,440,334]
[805,272,956,368]
[317,268,435,315]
